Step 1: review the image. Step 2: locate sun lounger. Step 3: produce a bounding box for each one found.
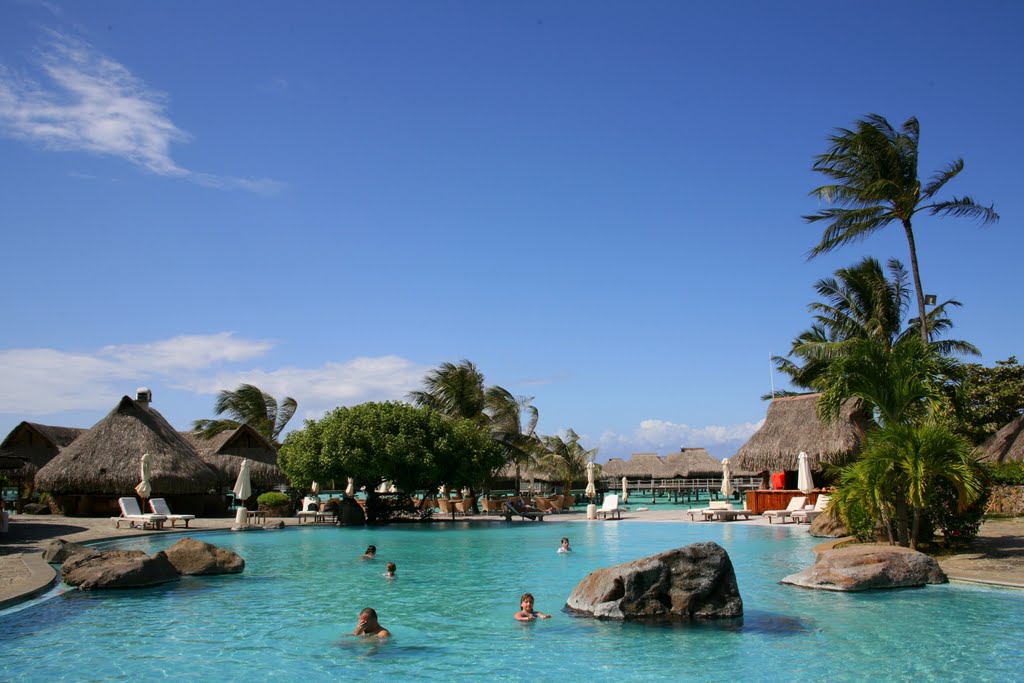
[112,497,167,529]
[297,496,329,524]
[504,499,545,521]
[763,496,809,524]
[711,507,753,521]
[148,498,195,528]
[688,500,731,521]
[791,495,830,524]
[596,494,628,520]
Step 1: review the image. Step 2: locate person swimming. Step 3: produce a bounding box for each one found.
[557,537,572,553]
[515,592,551,621]
[384,562,396,578]
[361,545,376,559]
[352,607,390,637]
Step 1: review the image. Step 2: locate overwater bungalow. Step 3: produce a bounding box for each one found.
[34,389,218,516]
[976,414,1024,463]
[731,393,869,487]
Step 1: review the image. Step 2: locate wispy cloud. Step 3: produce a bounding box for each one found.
[0,333,427,420]
[0,30,284,193]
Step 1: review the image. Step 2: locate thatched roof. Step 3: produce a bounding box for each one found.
[0,422,87,475]
[493,462,557,483]
[602,450,724,478]
[662,448,723,477]
[976,415,1024,464]
[182,425,286,489]
[731,393,869,473]
[35,395,218,495]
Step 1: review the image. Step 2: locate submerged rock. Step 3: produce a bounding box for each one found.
[165,537,245,575]
[565,541,742,620]
[781,545,947,591]
[62,550,180,590]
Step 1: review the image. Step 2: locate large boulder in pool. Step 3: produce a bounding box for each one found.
[809,510,848,538]
[781,545,947,591]
[565,541,742,620]
[165,537,245,575]
[61,549,180,590]
[42,538,95,564]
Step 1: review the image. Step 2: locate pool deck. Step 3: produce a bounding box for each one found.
[2,509,1023,607]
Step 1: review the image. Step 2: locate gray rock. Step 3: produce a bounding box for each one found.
[338,497,366,526]
[164,537,245,575]
[809,510,848,538]
[781,545,947,591]
[264,520,285,529]
[62,550,180,590]
[41,538,94,564]
[565,541,742,620]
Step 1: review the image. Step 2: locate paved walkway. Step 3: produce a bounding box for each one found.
[2,510,1022,608]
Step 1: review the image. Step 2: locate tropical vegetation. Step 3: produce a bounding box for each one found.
[805,113,998,344]
[193,383,298,445]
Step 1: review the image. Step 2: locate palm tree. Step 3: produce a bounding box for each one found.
[193,383,298,445]
[407,359,487,424]
[775,257,977,392]
[485,387,540,492]
[539,429,598,495]
[805,114,998,343]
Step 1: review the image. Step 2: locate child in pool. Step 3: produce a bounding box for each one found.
[384,562,396,578]
[557,537,572,553]
[515,593,551,621]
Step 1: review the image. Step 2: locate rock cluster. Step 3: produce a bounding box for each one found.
[565,541,742,620]
[57,537,245,590]
[781,545,947,591]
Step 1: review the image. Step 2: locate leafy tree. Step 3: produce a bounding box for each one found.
[943,357,1024,445]
[193,383,297,444]
[774,257,976,394]
[485,387,540,491]
[805,114,998,343]
[539,428,598,495]
[277,401,503,520]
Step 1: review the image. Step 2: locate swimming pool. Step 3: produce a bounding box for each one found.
[2,521,1022,681]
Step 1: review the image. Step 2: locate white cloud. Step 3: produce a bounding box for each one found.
[594,418,764,461]
[0,31,283,194]
[0,333,427,421]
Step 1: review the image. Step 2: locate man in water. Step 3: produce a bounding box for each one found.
[352,607,390,638]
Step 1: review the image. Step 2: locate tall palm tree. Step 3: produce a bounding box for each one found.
[193,383,298,445]
[539,429,598,495]
[407,359,487,424]
[775,257,977,392]
[485,387,540,491]
[805,114,998,343]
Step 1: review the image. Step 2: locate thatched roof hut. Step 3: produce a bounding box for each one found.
[731,393,869,473]
[35,395,218,497]
[662,448,723,477]
[0,422,86,476]
[182,425,286,489]
[976,415,1024,464]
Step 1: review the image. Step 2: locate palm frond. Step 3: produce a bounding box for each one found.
[926,197,1000,224]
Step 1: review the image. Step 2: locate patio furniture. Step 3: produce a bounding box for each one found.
[148,498,195,528]
[763,496,809,524]
[112,497,166,530]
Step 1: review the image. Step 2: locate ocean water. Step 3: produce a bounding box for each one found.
[2,521,1022,681]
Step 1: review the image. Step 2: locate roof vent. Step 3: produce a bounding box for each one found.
[136,387,152,407]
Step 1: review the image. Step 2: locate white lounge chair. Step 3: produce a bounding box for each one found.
[149,498,196,528]
[297,496,328,524]
[791,495,830,524]
[112,497,167,529]
[596,494,628,520]
[763,496,808,524]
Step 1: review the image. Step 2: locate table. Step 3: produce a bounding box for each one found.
[247,510,267,525]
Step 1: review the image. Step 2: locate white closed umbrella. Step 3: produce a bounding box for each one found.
[377,480,391,494]
[439,484,449,498]
[621,476,629,504]
[720,458,734,499]
[585,460,597,499]
[135,453,153,512]
[390,483,399,494]
[311,481,320,496]
[797,452,814,494]
[345,478,355,497]
[233,458,252,525]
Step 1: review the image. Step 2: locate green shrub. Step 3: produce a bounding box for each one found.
[257,491,290,507]
[986,462,1024,485]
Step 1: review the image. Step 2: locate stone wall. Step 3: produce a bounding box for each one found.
[987,485,1024,515]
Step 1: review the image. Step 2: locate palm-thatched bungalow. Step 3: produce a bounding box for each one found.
[34,390,219,516]
[976,415,1024,463]
[602,449,724,479]
[662,448,723,477]
[183,425,286,491]
[0,422,85,481]
[731,393,870,485]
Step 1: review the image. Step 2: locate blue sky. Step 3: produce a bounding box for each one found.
[1,1,1021,461]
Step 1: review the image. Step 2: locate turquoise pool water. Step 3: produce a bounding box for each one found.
[2,521,1022,681]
